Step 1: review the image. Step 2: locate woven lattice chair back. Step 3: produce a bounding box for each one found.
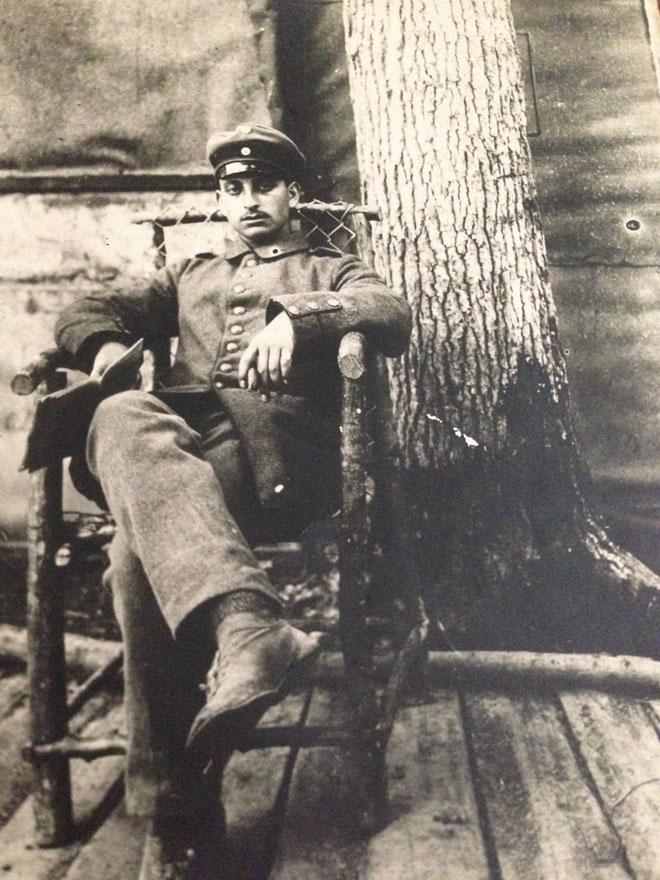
[133,200,380,267]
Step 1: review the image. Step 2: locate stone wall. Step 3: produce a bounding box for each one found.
[0,190,224,535]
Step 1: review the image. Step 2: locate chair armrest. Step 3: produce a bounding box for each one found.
[338,331,367,380]
[11,348,70,395]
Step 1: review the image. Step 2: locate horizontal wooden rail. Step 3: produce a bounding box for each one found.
[25,724,381,762]
[316,651,660,697]
[0,625,120,676]
[0,170,215,195]
[5,623,657,699]
[26,736,127,762]
[423,650,660,696]
[0,620,391,675]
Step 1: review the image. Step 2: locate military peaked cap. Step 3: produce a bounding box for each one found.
[207,123,306,181]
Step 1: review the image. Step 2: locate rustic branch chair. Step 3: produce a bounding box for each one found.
[12,201,427,848]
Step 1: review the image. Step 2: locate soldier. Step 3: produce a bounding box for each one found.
[55,123,411,876]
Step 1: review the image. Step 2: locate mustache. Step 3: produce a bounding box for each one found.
[241,211,269,221]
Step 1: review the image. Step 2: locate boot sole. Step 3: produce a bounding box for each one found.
[185,640,323,762]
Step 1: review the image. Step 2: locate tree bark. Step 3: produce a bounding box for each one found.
[343,0,660,656]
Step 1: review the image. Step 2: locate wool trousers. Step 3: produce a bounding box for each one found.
[87,389,286,814]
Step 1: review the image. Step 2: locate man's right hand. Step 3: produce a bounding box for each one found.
[90,341,130,380]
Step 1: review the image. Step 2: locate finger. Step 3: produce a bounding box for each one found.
[268,346,281,390]
[279,348,293,382]
[247,367,259,391]
[257,345,269,392]
[238,342,258,387]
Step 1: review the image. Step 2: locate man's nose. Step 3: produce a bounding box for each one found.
[241,185,258,209]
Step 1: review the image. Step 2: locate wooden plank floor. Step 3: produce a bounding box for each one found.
[1,660,659,880]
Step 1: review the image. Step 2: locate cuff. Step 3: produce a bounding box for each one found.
[266,294,343,354]
[75,330,137,373]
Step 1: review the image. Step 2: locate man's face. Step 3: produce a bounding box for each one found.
[216,172,301,245]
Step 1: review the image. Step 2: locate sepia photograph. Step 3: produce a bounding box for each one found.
[0,1,658,877]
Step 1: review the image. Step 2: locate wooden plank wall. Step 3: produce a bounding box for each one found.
[511,0,660,571]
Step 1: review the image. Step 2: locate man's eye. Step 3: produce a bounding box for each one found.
[257,180,276,193]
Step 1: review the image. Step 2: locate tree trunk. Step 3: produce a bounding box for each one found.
[343,0,660,656]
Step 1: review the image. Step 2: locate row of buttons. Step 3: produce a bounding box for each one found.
[216,327,242,382]
[287,297,341,316]
[214,254,258,388]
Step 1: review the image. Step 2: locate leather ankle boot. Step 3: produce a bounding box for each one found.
[186,613,323,760]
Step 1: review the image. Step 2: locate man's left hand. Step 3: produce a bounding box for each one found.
[238,311,295,400]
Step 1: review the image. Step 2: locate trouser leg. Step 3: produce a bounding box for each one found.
[106,530,206,817]
[87,390,280,638]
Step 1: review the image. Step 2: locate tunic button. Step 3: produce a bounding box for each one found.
[226,341,238,352]
[288,305,300,315]
[233,284,245,293]
[232,305,246,315]
[271,247,280,255]
[327,297,340,307]
[230,324,243,335]
[219,362,232,373]
[214,379,224,389]
[308,301,319,310]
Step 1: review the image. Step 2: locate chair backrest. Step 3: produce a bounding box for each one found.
[133,200,380,265]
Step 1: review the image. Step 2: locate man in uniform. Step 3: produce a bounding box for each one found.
[55,123,411,876]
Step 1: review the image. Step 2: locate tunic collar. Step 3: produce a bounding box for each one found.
[224,229,309,262]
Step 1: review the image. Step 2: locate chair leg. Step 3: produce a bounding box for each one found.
[338,344,388,833]
[26,380,73,846]
[344,671,389,835]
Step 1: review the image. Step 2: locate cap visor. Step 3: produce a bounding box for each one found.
[217,160,280,178]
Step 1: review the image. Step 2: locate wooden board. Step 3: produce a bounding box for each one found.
[0,703,125,880]
[362,689,489,880]
[463,691,631,880]
[560,690,660,880]
[269,683,366,880]
[273,684,490,879]
[60,685,312,880]
[63,802,147,880]
[213,688,311,880]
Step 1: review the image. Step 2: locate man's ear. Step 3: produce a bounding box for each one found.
[287,181,302,208]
